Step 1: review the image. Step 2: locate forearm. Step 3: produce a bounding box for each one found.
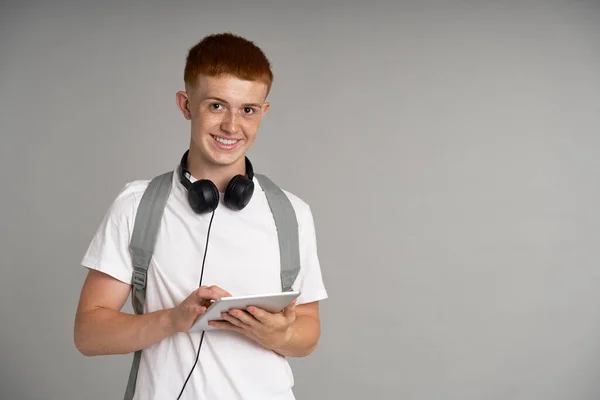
[272,315,321,357]
[74,307,175,356]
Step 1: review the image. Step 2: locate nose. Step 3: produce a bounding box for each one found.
[220,110,238,135]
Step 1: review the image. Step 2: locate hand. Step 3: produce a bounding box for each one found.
[169,285,231,333]
[208,300,297,350]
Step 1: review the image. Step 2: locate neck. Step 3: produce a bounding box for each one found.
[185,149,247,193]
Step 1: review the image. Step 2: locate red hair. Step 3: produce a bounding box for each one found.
[184,32,274,94]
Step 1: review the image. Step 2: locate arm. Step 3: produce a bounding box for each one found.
[74,269,174,356]
[74,269,229,356]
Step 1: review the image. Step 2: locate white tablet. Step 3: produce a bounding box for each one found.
[189,291,301,333]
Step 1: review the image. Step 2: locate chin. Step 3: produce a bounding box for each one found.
[207,151,245,167]
[193,141,244,166]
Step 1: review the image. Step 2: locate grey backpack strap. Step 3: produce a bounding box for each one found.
[124,171,173,400]
[254,174,301,292]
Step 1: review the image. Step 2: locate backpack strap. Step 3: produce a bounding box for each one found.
[124,171,173,400]
[254,174,301,292]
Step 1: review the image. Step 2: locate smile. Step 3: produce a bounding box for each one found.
[211,135,240,146]
[211,134,242,150]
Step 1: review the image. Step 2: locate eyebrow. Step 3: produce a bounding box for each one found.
[205,97,262,108]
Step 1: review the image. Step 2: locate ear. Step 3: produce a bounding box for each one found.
[261,102,271,118]
[175,91,191,120]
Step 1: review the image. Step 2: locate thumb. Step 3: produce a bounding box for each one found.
[189,303,207,317]
[284,300,297,317]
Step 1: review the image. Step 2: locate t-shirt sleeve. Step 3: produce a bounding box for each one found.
[80,183,139,285]
[293,203,328,305]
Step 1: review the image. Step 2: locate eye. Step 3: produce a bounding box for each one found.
[210,103,223,110]
[243,107,256,115]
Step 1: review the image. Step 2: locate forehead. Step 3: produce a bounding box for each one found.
[192,73,268,104]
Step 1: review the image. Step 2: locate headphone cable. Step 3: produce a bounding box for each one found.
[176,209,216,399]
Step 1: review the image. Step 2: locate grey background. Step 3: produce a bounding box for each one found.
[1,0,600,399]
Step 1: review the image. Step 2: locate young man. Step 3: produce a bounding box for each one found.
[74,33,328,399]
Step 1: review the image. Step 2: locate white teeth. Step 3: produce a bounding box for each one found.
[214,136,238,145]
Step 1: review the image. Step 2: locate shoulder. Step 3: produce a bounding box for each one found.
[281,188,311,213]
[254,175,316,225]
[105,179,151,223]
[280,188,317,229]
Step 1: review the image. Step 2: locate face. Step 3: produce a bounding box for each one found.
[176,73,270,169]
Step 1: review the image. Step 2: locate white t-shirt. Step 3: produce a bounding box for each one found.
[80,166,328,400]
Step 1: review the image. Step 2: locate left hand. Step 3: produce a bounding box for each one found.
[208,300,297,350]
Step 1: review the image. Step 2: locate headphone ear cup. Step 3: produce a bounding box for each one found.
[224,175,254,211]
[187,180,219,214]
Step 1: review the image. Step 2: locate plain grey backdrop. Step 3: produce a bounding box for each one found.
[2,0,600,399]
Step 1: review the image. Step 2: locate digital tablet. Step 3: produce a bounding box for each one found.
[189,291,301,333]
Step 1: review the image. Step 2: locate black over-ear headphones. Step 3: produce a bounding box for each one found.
[177,150,255,214]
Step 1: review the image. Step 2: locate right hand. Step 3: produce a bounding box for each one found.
[168,285,231,333]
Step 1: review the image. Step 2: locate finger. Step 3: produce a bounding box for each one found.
[221,311,251,330]
[194,305,207,315]
[209,320,243,333]
[246,306,271,324]
[197,286,231,301]
[186,304,206,316]
[228,309,260,328]
[284,300,297,315]
[209,285,232,297]
[198,298,213,308]
[283,300,297,322]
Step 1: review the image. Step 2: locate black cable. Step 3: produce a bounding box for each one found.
[177,210,216,399]
[177,331,205,400]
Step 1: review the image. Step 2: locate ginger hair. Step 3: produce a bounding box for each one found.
[184,32,274,95]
